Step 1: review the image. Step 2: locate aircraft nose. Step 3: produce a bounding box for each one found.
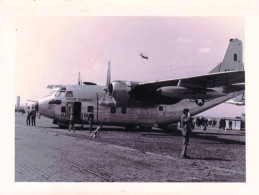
[37,97,54,117]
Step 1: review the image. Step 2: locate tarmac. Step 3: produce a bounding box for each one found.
[15,113,245,182]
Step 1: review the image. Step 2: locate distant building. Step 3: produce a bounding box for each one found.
[193,115,243,130]
[223,117,242,130]
[17,96,20,108]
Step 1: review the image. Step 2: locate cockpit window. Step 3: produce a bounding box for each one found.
[55,91,66,97]
[49,90,57,96]
[65,91,73,97]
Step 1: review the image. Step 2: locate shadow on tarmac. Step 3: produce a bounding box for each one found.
[38,125,245,145]
[189,157,231,161]
[191,133,245,145]
[194,132,245,137]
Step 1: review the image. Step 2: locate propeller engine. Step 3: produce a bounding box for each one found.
[99,61,133,106]
[99,61,116,106]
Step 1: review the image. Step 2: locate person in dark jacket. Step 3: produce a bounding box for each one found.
[222,118,226,130]
[30,107,37,126]
[229,120,233,130]
[26,110,31,126]
[69,115,75,131]
[88,111,94,133]
[180,108,192,159]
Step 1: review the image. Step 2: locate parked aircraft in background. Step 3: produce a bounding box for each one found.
[35,39,245,130]
[225,93,245,106]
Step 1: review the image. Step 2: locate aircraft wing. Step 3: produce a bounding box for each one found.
[138,71,244,89]
[131,71,245,103]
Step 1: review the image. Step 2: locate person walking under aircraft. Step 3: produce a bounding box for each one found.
[196,117,201,128]
[88,111,94,133]
[229,120,233,130]
[30,107,37,126]
[69,115,75,132]
[219,118,222,129]
[26,110,31,126]
[201,117,206,131]
[222,118,226,131]
[180,108,192,159]
[212,119,217,127]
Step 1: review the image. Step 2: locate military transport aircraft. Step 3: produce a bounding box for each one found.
[35,39,245,130]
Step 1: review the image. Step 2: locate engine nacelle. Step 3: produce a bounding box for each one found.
[110,80,132,104]
[157,86,225,99]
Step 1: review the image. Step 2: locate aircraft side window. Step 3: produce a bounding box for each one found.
[66,91,73,97]
[121,107,127,114]
[88,106,94,112]
[55,100,62,104]
[60,91,66,97]
[49,100,62,105]
[111,107,116,113]
[55,91,66,97]
[234,53,237,61]
[159,106,163,111]
[49,91,56,96]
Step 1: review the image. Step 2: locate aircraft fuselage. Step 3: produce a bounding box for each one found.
[37,84,244,129]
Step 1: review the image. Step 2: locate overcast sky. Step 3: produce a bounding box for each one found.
[14,16,245,117]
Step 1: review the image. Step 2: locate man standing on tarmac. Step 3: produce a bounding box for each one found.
[30,107,37,126]
[229,120,233,130]
[26,109,31,126]
[181,108,192,159]
[88,111,94,133]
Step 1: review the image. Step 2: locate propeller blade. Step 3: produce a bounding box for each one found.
[106,61,111,87]
[99,61,116,106]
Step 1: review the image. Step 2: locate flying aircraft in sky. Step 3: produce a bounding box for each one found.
[34,39,245,130]
[139,53,148,59]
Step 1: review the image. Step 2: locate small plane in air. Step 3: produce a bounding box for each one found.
[34,39,245,130]
[139,53,148,59]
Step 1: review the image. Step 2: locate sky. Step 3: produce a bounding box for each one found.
[14,16,245,117]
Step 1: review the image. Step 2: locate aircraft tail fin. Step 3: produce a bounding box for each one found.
[209,39,244,73]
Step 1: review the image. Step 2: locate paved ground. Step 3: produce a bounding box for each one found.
[15,113,245,182]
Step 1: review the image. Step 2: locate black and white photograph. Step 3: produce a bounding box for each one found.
[1,0,259,194]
